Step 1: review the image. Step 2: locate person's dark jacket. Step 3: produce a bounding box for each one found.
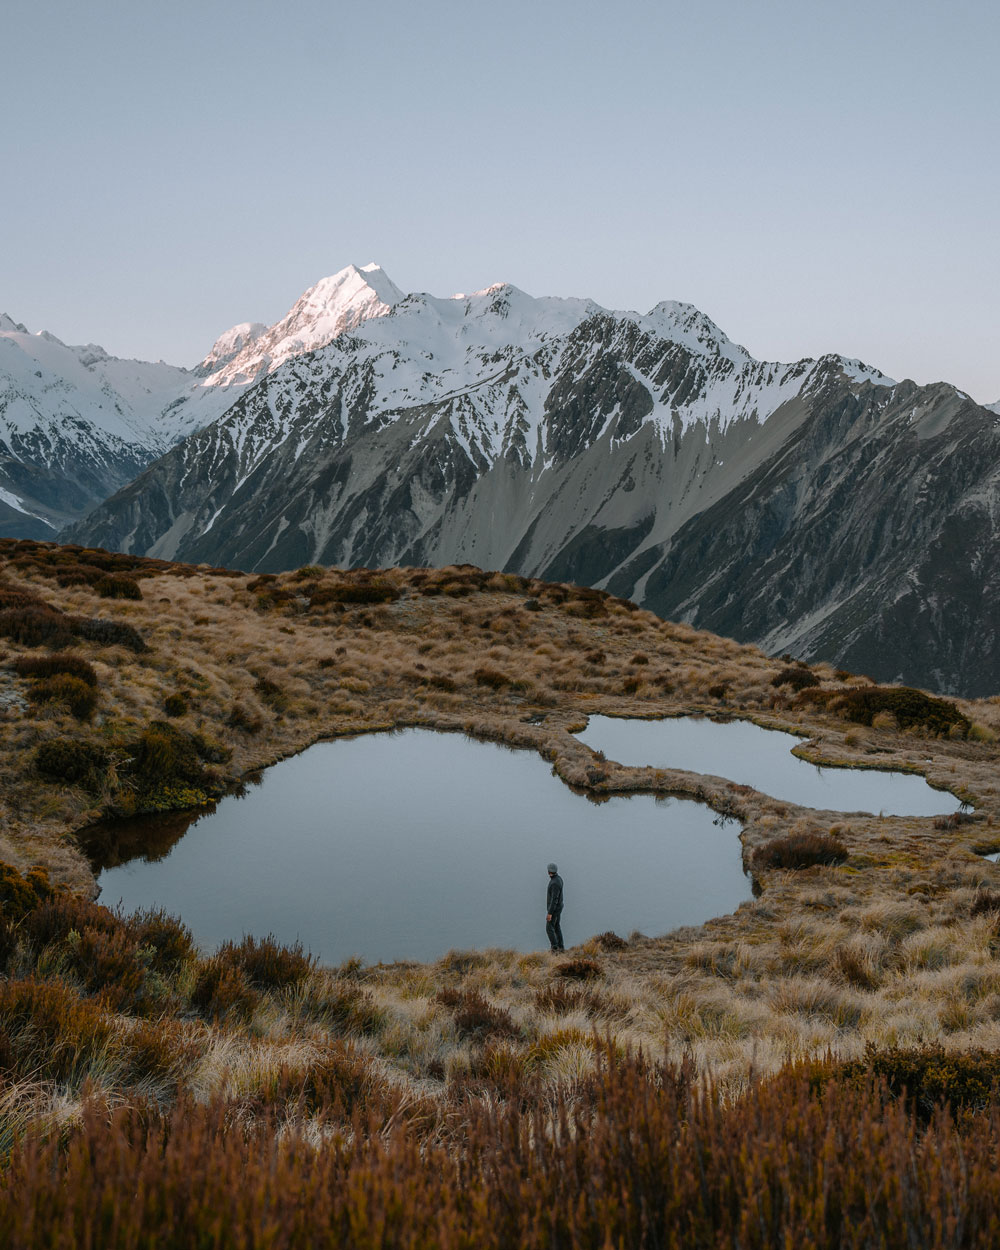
[547,873,564,916]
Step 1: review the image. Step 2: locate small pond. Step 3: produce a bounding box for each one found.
[84,730,752,965]
[575,716,962,817]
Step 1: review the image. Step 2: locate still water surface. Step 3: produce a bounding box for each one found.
[575,716,961,816]
[88,730,751,964]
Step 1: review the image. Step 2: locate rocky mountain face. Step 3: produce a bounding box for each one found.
[0,265,399,538]
[50,266,1000,695]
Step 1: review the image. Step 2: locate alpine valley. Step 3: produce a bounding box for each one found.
[7,264,1000,696]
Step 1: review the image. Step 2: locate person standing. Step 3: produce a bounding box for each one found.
[546,863,564,952]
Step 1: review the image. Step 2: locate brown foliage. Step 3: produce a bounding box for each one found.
[752,832,849,871]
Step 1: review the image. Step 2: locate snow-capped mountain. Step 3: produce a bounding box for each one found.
[20,261,1000,694]
[0,264,399,536]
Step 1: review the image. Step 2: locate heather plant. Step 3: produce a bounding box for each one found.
[213,933,314,992]
[753,832,849,871]
[34,738,109,792]
[771,665,820,690]
[12,653,98,685]
[27,673,98,720]
[839,685,970,736]
[95,574,143,600]
[9,1053,1000,1248]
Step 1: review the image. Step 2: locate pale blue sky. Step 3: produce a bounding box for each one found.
[4,0,999,400]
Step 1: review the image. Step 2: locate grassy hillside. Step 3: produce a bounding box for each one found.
[3,536,1000,1244]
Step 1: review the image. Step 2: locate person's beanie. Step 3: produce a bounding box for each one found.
[547,863,557,874]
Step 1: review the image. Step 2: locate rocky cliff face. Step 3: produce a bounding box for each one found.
[61,268,1000,695]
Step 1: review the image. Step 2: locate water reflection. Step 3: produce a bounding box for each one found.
[575,716,961,817]
[85,730,752,964]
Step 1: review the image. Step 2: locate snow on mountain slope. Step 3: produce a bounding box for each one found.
[194,263,403,389]
[0,263,405,535]
[67,266,898,583]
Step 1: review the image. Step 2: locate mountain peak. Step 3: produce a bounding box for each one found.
[0,313,29,334]
[196,264,403,386]
[644,300,740,358]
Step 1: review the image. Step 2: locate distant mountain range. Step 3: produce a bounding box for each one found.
[5,265,1000,696]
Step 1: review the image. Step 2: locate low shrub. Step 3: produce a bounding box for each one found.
[474,666,509,689]
[190,959,259,1022]
[24,892,120,950]
[95,575,143,600]
[35,739,109,791]
[27,673,98,719]
[772,666,820,691]
[213,933,314,992]
[122,1019,201,1092]
[838,686,970,736]
[933,810,975,831]
[72,615,147,652]
[0,863,54,922]
[12,653,98,686]
[295,1043,400,1119]
[127,908,196,976]
[593,931,628,952]
[827,1043,1000,1123]
[970,891,1000,919]
[0,976,119,1084]
[163,692,188,717]
[753,832,849,871]
[309,581,399,607]
[253,676,288,710]
[0,606,76,648]
[130,721,205,786]
[554,958,602,981]
[434,989,519,1040]
[227,702,263,734]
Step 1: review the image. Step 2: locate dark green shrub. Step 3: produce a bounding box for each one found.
[253,676,288,710]
[309,581,399,607]
[752,831,848,871]
[95,575,143,600]
[190,959,259,1022]
[25,892,120,949]
[66,925,153,1012]
[12,653,98,685]
[828,1044,1000,1123]
[970,891,1000,918]
[772,666,820,690]
[474,666,509,689]
[0,606,76,648]
[554,958,602,981]
[72,616,147,652]
[163,692,188,717]
[27,674,98,720]
[214,933,314,992]
[839,686,970,736]
[0,976,119,1084]
[122,1019,201,1091]
[35,739,109,791]
[434,988,519,1041]
[295,1043,400,1118]
[131,722,204,785]
[55,563,106,588]
[227,702,263,733]
[0,863,54,922]
[127,908,196,976]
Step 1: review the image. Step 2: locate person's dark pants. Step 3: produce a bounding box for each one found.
[546,914,564,951]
